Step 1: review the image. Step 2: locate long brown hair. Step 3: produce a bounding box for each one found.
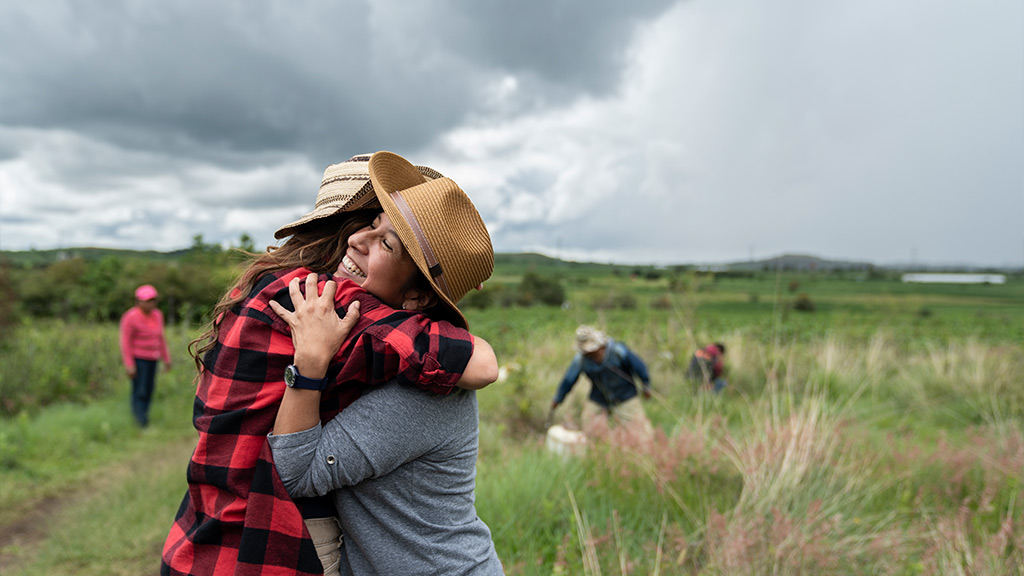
[189,210,377,370]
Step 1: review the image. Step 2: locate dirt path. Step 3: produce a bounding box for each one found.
[0,434,195,574]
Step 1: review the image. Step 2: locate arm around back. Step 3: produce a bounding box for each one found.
[270,382,468,498]
[456,335,498,390]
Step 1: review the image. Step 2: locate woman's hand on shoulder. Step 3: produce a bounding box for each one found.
[268,273,361,375]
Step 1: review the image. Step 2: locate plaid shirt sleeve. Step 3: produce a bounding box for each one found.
[330,278,474,398]
[161,269,475,576]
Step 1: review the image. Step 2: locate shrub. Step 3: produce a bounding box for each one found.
[0,320,122,415]
[460,287,494,310]
[793,293,816,312]
[651,294,674,310]
[0,260,16,342]
[517,272,566,307]
[669,275,690,293]
[593,291,638,310]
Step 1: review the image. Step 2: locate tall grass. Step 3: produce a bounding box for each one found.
[0,321,196,526]
[474,315,1024,575]
[2,276,1022,575]
[0,319,123,415]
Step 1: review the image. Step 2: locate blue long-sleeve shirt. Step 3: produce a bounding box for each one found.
[553,339,650,408]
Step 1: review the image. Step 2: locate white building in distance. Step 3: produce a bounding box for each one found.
[901,273,1007,284]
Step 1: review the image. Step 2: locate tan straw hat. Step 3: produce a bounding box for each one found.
[368,151,493,329]
[274,153,444,239]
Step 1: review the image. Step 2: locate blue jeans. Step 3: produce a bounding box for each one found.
[131,358,158,427]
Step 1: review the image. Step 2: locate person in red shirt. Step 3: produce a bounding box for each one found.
[161,152,497,576]
[119,284,172,427]
[687,342,727,393]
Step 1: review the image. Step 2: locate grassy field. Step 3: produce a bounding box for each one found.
[1,269,1022,575]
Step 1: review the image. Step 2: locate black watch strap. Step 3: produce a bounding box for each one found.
[284,364,330,391]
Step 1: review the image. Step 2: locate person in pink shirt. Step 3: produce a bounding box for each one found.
[119,284,172,427]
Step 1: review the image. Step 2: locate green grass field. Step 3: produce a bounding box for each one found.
[1,269,1022,575]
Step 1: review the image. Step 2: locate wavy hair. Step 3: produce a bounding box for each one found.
[189,210,377,370]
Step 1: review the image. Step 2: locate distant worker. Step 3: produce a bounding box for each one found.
[550,325,653,440]
[687,342,727,393]
[119,284,171,427]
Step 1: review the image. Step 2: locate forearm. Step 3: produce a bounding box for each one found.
[627,350,651,386]
[456,336,499,390]
[552,359,582,405]
[272,353,328,435]
[268,424,331,498]
[270,384,424,498]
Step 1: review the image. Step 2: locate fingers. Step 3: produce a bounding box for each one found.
[321,278,338,302]
[299,273,338,308]
[339,300,361,332]
[288,275,303,303]
[305,271,318,297]
[268,299,294,325]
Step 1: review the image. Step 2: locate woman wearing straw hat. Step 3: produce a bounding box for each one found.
[162,152,501,576]
[267,152,504,575]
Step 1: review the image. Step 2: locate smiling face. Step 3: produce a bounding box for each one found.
[334,212,420,309]
[138,298,158,314]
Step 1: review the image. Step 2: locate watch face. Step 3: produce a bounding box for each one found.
[284,364,328,390]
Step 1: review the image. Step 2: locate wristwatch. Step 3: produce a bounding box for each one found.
[284,364,330,391]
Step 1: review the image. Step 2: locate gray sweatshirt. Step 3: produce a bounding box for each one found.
[269,382,503,575]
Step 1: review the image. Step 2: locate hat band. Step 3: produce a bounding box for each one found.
[388,189,453,302]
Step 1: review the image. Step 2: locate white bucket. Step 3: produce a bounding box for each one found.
[545,424,587,458]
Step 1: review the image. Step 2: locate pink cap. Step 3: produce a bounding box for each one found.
[135,284,158,301]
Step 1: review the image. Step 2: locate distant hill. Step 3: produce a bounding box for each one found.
[0,247,189,267]
[0,248,586,269]
[1,248,1017,274]
[494,252,563,267]
[725,253,873,272]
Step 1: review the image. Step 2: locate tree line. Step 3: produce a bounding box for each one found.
[0,235,575,340]
[1,235,252,331]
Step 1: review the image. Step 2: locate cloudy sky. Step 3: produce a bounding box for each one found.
[1,0,1021,267]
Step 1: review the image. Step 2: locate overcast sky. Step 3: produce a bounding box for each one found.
[1,0,1021,267]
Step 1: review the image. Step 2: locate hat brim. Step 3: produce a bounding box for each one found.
[274,188,380,239]
[274,162,444,240]
[369,151,470,329]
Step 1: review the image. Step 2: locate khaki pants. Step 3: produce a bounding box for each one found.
[305,516,343,576]
[581,396,654,445]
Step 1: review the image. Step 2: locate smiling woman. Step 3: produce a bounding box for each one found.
[336,212,422,310]
[160,151,501,576]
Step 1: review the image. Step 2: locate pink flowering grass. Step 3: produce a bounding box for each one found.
[472,306,1024,576]
[495,330,1024,575]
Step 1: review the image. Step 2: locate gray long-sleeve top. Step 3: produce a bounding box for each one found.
[268,382,503,576]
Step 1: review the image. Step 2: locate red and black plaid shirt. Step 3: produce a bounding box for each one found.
[161,268,474,576]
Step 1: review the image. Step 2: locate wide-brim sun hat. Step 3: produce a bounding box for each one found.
[368,151,494,329]
[274,153,444,240]
[575,325,607,353]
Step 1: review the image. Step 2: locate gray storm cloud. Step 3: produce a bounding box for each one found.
[0,0,1020,267]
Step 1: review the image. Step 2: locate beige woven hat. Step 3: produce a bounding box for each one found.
[274,153,444,239]
[575,325,607,353]
[368,151,493,329]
